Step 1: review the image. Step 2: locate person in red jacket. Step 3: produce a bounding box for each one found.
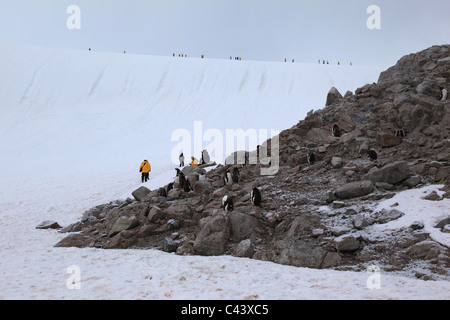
[139,160,151,183]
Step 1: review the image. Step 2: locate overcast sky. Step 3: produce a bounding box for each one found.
[0,0,449,67]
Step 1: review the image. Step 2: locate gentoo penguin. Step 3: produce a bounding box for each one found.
[367,149,378,161]
[183,179,192,192]
[332,124,341,138]
[178,171,186,189]
[179,153,185,167]
[224,169,232,185]
[394,129,405,138]
[251,187,262,206]
[158,187,167,197]
[307,151,316,165]
[222,195,234,212]
[167,182,174,193]
[175,168,181,176]
[439,85,447,101]
[231,167,240,183]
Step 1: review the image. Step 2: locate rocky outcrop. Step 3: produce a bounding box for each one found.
[54,44,450,281]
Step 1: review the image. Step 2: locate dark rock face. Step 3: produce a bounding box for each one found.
[55,45,450,281]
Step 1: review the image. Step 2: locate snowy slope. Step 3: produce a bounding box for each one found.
[1,43,449,300]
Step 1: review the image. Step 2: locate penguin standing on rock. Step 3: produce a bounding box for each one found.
[224,169,232,185]
[183,179,192,192]
[307,151,316,165]
[222,195,234,212]
[332,124,341,137]
[178,171,186,189]
[251,187,262,206]
[231,167,240,183]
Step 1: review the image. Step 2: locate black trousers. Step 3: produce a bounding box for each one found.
[141,172,149,182]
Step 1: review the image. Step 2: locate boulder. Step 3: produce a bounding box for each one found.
[326,87,343,106]
[229,211,258,241]
[233,239,254,258]
[109,216,140,237]
[163,237,178,253]
[193,180,213,195]
[147,206,163,222]
[376,209,404,224]
[334,234,360,252]
[362,161,411,185]
[193,213,230,256]
[434,216,450,230]
[36,220,62,230]
[54,234,93,248]
[331,157,343,168]
[424,190,442,201]
[335,180,374,199]
[352,215,370,230]
[376,133,403,147]
[132,186,151,201]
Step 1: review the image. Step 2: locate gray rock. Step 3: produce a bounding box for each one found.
[411,221,424,230]
[322,252,342,268]
[148,206,163,222]
[434,216,450,230]
[326,87,343,106]
[167,219,181,229]
[331,157,343,168]
[376,209,404,224]
[442,225,450,233]
[233,239,254,258]
[352,214,370,230]
[362,161,411,185]
[312,228,324,237]
[335,180,374,199]
[229,211,258,241]
[329,226,351,236]
[334,234,360,252]
[163,237,177,253]
[109,216,139,237]
[193,180,213,195]
[131,186,151,201]
[36,220,62,230]
[375,182,394,190]
[193,213,230,256]
[403,176,421,188]
[376,133,403,147]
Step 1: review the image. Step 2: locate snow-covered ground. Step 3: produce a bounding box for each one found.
[0,44,449,300]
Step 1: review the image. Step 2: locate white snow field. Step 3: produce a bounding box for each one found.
[0,43,449,300]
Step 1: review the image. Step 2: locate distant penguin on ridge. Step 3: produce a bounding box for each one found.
[251,187,262,206]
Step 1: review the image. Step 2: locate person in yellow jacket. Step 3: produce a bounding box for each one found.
[190,156,198,167]
[139,160,151,183]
